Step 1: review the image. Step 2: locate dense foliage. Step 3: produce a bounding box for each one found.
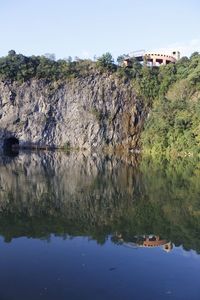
[0,50,117,82]
[141,52,200,157]
[0,50,159,89]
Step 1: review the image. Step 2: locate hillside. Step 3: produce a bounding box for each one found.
[141,52,200,157]
[0,50,200,155]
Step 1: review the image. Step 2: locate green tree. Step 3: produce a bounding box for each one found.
[96,52,116,71]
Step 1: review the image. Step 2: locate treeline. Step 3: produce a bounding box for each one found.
[0,50,95,82]
[0,50,152,85]
[0,50,125,82]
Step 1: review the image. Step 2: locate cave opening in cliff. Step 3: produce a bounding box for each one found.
[3,137,19,156]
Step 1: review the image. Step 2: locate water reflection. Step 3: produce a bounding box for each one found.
[113,234,173,252]
[0,152,200,253]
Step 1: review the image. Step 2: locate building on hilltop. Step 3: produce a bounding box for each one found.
[123,50,180,67]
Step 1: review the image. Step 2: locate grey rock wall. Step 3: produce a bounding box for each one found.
[0,74,146,151]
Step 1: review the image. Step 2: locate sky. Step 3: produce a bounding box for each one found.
[0,0,200,60]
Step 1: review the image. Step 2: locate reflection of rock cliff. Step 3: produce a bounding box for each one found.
[0,152,136,221]
[0,76,146,151]
[0,152,200,253]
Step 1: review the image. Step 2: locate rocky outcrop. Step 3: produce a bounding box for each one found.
[0,74,146,151]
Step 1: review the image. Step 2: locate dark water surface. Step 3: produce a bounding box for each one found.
[0,152,200,300]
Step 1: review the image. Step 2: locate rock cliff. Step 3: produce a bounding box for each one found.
[0,74,146,151]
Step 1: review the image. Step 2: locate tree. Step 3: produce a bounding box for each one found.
[96,52,115,71]
[190,52,199,59]
[8,50,16,57]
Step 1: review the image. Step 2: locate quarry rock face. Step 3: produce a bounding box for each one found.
[0,74,146,151]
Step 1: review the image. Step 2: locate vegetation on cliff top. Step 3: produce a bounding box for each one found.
[0,50,200,157]
[0,50,118,82]
[141,52,200,157]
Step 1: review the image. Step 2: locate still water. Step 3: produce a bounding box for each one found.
[0,151,200,300]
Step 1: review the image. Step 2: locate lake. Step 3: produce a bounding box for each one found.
[0,151,200,300]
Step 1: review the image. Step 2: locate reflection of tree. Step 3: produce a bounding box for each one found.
[0,153,200,253]
[136,158,200,252]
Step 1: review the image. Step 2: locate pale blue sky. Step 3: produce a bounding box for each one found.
[0,0,200,60]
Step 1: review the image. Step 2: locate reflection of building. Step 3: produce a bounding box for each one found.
[142,235,167,247]
[138,235,173,252]
[114,234,173,252]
